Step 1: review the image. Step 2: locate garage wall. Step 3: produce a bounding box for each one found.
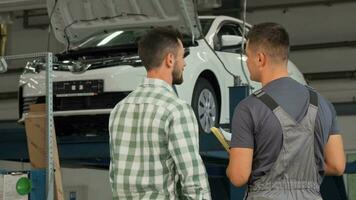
[0,99,17,120]
[245,1,356,73]
[309,79,356,103]
[0,72,19,93]
[290,48,356,73]
[0,15,64,120]
[339,115,356,152]
[6,17,64,55]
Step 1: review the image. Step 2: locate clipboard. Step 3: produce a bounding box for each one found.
[210,127,231,152]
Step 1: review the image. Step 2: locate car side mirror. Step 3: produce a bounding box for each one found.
[0,57,8,73]
[221,35,244,48]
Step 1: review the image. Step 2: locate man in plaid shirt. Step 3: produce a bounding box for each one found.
[109,27,211,199]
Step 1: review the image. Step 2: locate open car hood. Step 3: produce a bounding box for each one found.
[47,0,202,44]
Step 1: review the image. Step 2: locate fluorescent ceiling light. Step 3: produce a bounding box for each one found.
[97,31,123,46]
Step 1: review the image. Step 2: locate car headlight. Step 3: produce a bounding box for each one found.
[23,59,46,74]
[23,59,80,74]
[54,63,70,71]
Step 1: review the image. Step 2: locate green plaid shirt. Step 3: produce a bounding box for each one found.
[109,78,211,200]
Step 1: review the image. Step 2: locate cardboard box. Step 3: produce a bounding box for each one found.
[25,104,64,200]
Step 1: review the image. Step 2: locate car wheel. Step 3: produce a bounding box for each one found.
[191,77,220,134]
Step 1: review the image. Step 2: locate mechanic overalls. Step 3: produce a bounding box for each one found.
[246,88,323,200]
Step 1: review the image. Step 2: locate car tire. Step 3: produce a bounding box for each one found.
[191,77,220,134]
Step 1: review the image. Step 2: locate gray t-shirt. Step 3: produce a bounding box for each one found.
[230,77,340,183]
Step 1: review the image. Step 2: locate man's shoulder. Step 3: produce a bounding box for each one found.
[237,93,266,111]
[118,86,191,111]
[305,86,333,109]
[166,96,193,113]
[314,91,336,116]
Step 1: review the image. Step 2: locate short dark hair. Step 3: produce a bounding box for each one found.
[138,27,183,71]
[247,22,289,62]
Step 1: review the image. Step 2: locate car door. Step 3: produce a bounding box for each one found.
[214,22,260,91]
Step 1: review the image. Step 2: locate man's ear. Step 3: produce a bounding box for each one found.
[257,52,267,68]
[165,52,175,69]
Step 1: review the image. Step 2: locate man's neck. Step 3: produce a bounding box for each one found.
[260,65,289,87]
[147,70,172,85]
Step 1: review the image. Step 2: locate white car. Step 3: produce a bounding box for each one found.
[18,0,306,136]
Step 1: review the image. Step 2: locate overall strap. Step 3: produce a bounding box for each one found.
[306,86,318,107]
[253,89,278,111]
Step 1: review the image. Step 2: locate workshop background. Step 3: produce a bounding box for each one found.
[0,0,355,199]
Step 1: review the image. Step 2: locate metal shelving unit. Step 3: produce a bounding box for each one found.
[0,52,54,200]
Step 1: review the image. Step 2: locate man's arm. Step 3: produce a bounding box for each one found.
[324,134,345,176]
[228,99,255,187]
[323,99,345,176]
[167,104,211,200]
[226,148,253,187]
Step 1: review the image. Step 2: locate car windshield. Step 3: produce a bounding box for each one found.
[73,18,214,50]
[199,18,214,35]
[73,29,147,49]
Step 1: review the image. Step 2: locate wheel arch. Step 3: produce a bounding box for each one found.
[195,70,221,115]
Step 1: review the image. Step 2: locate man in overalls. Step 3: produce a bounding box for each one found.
[227,22,345,199]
